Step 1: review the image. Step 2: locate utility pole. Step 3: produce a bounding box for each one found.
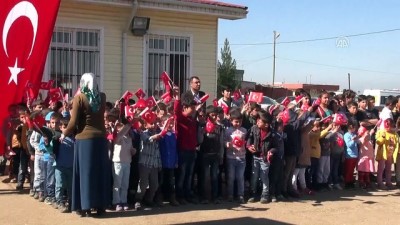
[348,73,351,89]
[272,31,280,88]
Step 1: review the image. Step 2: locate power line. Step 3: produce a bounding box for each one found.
[224,28,400,46]
[276,56,400,75]
[241,55,273,66]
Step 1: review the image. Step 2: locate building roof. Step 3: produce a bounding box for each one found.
[281,83,340,91]
[178,0,248,10]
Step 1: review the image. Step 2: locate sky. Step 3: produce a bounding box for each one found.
[217,0,400,93]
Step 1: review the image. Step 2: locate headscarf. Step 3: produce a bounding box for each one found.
[80,73,101,113]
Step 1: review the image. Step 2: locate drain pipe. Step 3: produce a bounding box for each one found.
[121,0,139,96]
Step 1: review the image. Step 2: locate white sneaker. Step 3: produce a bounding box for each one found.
[334,184,343,190]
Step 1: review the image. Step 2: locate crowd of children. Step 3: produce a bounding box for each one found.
[2,82,400,215]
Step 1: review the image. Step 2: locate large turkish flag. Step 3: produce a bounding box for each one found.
[0,0,60,152]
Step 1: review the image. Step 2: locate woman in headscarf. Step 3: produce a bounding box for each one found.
[62,73,111,217]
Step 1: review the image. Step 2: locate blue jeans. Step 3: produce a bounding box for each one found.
[112,162,131,205]
[201,154,219,200]
[251,156,270,199]
[17,149,29,186]
[34,154,46,193]
[45,154,55,198]
[177,151,196,199]
[55,166,73,205]
[227,158,246,197]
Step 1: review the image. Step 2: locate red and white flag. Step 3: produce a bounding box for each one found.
[161,91,172,104]
[247,92,263,103]
[160,71,172,92]
[49,88,63,102]
[121,90,133,102]
[212,98,218,107]
[199,94,209,103]
[280,97,290,107]
[39,79,54,90]
[0,0,61,148]
[146,96,157,108]
[135,88,146,99]
[233,90,242,101]
[125,105,136,119]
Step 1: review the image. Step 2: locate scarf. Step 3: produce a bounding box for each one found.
[80,73,101,113]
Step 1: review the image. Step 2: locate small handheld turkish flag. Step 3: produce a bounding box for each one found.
[200,94,209,103]
[248,92,263,103]
[161,91,172,104]
[125,105,136,119]
[135,88,146,99]
[39,80,54,90]
[121,91,133,102]
[213,99,218,107]
[32,113,46,129]
[233,90,242,101]
[312,98,321,107]
[357,126,368,137]
[205,119,216,133]
[280,97,290,107]
[232,136,244,148]
[141,108,157,124]
[146,96,157,108]
[333,113,348,126]
[295,95,304,105]
[160,71,173,92]
[49,88,64,102]
[336,136,344,148]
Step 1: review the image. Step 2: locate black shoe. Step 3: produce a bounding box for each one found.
[260,198,270,204]
[15,184,23,191]
[247,197,257,203]
[96,208,106,216]
[77,210,92,217]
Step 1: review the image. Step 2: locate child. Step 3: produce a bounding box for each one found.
[376,118,399,189]
[225,110,247,203]
[16,109,30,191]
[199,105,223,204]
[328,125,344,190]
[112,121,136,211]
[269,121,285,202]
[357,126,375,189]
[135,117,162,210]
[159,116,179,206]
[310,122,336,190]
[292,115,314,195]
[30,111,45,202]
[54,119,75,213]
[309,121,323,190]
[41,112,62,205]
[174,88,199,204]
[247,111,278,204]
[343,121,359,189]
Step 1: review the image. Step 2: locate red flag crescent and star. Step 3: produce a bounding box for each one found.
[0,1,61,151]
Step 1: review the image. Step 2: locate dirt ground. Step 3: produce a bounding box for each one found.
[1,175,399,225]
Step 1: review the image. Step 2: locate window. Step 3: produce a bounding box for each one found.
[146,34,190,97]
[49,28,101,96]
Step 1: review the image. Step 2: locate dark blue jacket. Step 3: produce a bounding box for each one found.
[159,131,178,169]
[56,136,74,168]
